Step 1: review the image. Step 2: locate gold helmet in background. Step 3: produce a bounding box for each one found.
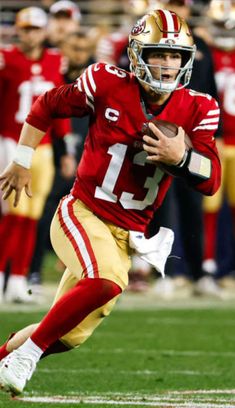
[207,0,235,50]
[128,9,196,94]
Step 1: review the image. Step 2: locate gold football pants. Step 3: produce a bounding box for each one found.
[6,143,54,219]
[203,145,235,212]
[50,195,131,348]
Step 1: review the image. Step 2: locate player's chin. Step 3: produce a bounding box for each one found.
[162,75,176,83]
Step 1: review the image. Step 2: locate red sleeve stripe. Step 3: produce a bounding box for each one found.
[58,195,99,279]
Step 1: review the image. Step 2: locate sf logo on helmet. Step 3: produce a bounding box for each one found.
[131,19,146,36]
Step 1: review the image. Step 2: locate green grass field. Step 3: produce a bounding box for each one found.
[1,294,235,407]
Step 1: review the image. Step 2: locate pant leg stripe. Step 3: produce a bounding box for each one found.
[67,196,99,278]
[58,195,99,278]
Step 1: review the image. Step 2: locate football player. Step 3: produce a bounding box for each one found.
[0,7,71,303]
[0,9,220,395]
[47,0,81,48]
[203,0,235,276]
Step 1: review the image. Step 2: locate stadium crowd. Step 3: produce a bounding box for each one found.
[0,0,235,305]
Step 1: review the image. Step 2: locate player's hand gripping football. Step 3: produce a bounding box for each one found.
[0,162,32,207]
[143,122,186,166]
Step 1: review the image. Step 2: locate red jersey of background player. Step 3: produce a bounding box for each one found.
[211,47,235,145]
[0,45,69,143]
[27,62,220,232]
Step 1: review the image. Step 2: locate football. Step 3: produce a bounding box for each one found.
[142,119,193,149]
[142,119,193,175]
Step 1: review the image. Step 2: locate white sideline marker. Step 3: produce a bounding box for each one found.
[18,392,235,408]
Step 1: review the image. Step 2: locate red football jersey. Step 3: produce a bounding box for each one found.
[27,63,220,232]
[211,46,235,145]
[0,45,69,144]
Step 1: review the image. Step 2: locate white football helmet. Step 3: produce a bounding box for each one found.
[128,9,196,94]
[207,0,235,50]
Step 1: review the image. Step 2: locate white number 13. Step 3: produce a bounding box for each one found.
[95,143,164,210]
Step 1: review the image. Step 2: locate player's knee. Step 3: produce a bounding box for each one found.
[99,278,122,298]
[79,277,122,300]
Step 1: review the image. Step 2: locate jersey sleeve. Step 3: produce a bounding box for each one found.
[50,117,71,139]
[26,82,90,132]
[75,62,127,109]
[26,62,127,132]
[186,94,221,195]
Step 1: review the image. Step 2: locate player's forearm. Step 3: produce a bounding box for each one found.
[19,122,45,149]
[13,123,45,169]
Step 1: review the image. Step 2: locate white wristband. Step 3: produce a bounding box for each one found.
[13,145,35,169]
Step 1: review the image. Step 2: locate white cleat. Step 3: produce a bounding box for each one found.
[194,276,226,299]
[0,350,36,395]
[4,275,33,304]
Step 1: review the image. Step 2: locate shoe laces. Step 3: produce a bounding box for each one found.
[3,350,36,380]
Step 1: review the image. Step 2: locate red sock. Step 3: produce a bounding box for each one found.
[31,278,121,351]
[0,333,15,360]
[203,211,219,260]
[0,215,23,271]
[11,217,37,276]
[0,344,9,360]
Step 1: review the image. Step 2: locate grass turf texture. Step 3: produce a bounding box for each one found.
[0,304,235,407]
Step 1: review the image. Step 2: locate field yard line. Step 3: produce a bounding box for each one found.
[77,348,235,357]
[145,318,235,326]
[172,390,235,395]
[27,391,235,401]
[18,396,235,407]
[38,368,220,377]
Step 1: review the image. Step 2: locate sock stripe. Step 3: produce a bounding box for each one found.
[58,195,99,278]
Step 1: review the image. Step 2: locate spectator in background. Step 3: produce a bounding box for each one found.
[47,0,81,48]
[0,7,70,303]
[202,0,235,286]
[29,30,95,294]
[95,32,129,70]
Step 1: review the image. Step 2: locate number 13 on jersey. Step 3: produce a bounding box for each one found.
[95,143,164,210]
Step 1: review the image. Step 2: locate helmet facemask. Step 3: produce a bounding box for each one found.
[129,41,195,94]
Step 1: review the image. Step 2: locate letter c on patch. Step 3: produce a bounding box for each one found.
[105,108,119,122]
